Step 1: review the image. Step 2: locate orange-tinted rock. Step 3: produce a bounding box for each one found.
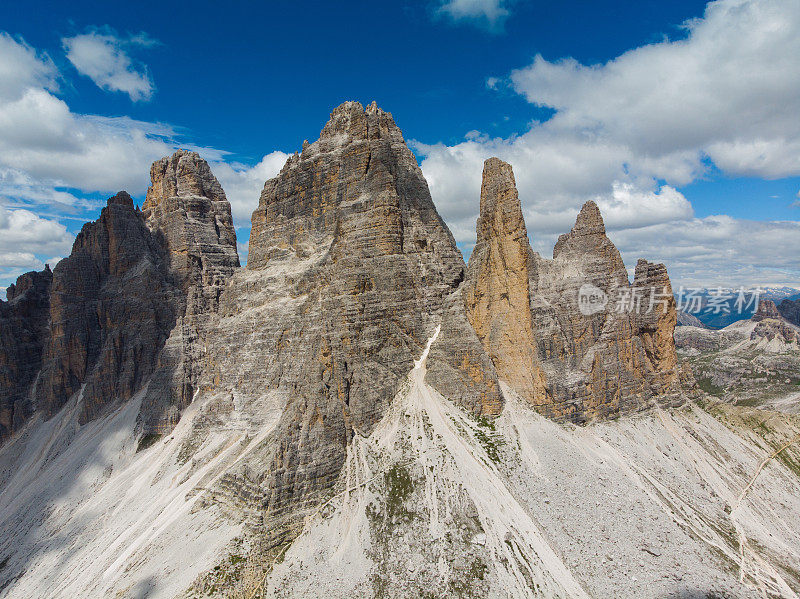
[464,158,547,408]
[467,159,681,422]
[633,259,679,392]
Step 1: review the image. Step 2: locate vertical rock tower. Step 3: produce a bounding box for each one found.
[143,149,240,307]
[5,151,241,439]
[464,158,547,408]
[211,101,500,547]
[466,158,680,422]
[37,192,179,422]
[140,150,240,433]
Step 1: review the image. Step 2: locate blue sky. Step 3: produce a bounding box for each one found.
[1,0,799,294]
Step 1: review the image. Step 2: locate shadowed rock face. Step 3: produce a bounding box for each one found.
[38,192,180,423]
[209,101,500,547]
[0,152,242,448]
[139,150,240,433]
[0,267,52,442]
[779,298,800,327]
[466,158,680,422]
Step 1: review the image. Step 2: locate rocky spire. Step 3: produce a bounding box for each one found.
[139,150,241,434]
[215,101,501,548]
[465,158,547,408]
[38,192,179,422]
[553,200,628,290]
[633,259,679,389]
[143,149,239,304]
[752,298,782,322]
[465,161,681,422]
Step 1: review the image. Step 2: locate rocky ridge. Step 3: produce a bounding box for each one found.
[200,101,500,548]
[139,150,240,434]
[1,101,798,599]
[675,299,800,409]
[677,310,707,327]
[465,158,680,423]
[0,152,239,443]
[778,298,800,327]
[36,192,180,424]
[0,105,683,545]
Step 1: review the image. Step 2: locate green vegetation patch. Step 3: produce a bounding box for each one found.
[136,433,161,453]
[385,463,414,520]
[471,414,504,463]
[697,377,724,397]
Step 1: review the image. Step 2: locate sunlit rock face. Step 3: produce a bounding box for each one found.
[206,101,501,547]
[465,158,680,423]
[749,299,800,347]
[464,158,547,411]
[138,150,240,434]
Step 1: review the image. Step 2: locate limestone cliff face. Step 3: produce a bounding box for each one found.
[464,158,546,408]
[143,149,239,304]
[140,150,240,433]
[751,299,799,345]
[206,101,500,547]
[466,158,680,422]
[0,152,242,447]
[752,299,782,322]
[38,192,180,423]
[0,267,52,442]
[633,259,679,391]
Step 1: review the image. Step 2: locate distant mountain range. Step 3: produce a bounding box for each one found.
[675,287,800,329]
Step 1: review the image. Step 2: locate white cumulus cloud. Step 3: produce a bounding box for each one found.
[0,205,73,258]
[62,29,156,101]
[212,152,291,225]
[436,0,513,32]
[0,33,58,101]
[610,216,800,288]
[508,0,800,179]
[416,0,800,288]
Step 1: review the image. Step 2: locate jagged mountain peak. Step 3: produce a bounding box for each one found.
[2,103,799,599]
[467,159,679,421]
[574,199,605,233]
[475,157,529,243]
[318,100,401,143]
[145,149,228,207]
[106,190,134,207]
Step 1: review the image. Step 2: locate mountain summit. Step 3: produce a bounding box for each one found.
[1,103,798,599]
